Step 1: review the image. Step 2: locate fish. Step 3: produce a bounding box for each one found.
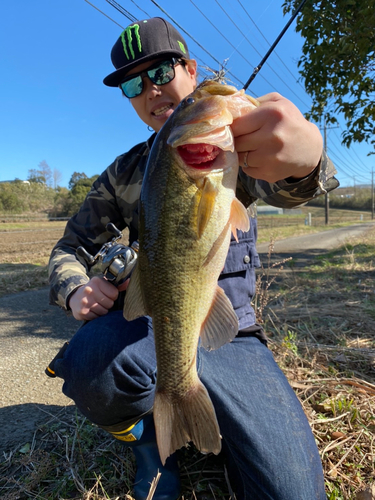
[124,80,259,465]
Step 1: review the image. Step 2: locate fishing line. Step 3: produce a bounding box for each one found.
[243,0,310,90]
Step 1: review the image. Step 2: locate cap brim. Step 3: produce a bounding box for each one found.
[103,50,188,87]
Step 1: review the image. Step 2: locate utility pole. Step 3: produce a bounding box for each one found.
[320,117,339,225]
[324,120,329,225]
[372,170,374,220]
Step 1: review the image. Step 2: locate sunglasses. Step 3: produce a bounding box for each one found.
[119,58,183,99]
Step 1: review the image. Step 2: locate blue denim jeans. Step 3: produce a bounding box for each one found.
[55,311,326,499]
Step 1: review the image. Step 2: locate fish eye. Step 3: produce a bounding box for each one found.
[183,97,195,106]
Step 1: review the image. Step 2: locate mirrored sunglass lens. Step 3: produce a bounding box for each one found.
[121,75,143,98]
[148,61,175,85]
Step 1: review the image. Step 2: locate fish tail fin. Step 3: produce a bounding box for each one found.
[154,381,222,465]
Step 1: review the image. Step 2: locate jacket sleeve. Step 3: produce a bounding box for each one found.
[236,149,339,209]
[48,137,154,310]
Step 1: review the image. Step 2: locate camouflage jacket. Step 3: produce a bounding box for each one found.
[49,133,338,309]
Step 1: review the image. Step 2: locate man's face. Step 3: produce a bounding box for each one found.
[125,58,197,132]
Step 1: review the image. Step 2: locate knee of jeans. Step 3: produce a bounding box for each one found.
[56,339,156,408]
[58,354,157,425]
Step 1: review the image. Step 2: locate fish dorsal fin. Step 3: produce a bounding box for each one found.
[200,286,238,351]
[123,264,148,320]
[196,178,219,239]
[230,197,250,242]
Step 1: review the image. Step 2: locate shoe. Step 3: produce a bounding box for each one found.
[112,415,181,500]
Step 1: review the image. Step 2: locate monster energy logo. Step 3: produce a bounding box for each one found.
[120,24,142,60]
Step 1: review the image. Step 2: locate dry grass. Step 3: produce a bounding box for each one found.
[0,409,232,499]
[257,226,375,499]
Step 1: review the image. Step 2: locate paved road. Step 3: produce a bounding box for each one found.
[1,222,374,454]
[257,222,374,255]
[0,289,77,454]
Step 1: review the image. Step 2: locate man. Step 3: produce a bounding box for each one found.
[48,17,338,500]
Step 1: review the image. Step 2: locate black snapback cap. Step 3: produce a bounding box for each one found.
[103,17,190,87]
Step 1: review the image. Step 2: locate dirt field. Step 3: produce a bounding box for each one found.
[0,223,65,261]
[0,222,67,297]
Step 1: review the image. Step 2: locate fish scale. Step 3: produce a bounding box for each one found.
[124,80,258,464]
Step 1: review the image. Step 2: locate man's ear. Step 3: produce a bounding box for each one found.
[187,59,197,84]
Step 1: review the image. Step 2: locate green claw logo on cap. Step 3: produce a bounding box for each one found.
[177,41,186,54]
[120,24,142,60]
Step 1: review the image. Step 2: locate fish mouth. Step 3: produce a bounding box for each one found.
[177,144,221,169]
[171,124,235,170]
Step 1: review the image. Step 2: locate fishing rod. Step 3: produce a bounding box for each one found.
[243,0,310,90]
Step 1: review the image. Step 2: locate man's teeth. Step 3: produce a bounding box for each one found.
[153,105,172,116]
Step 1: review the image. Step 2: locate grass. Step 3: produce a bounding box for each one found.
[0,220,67,232]
[0,409,232,499]
[256,226,375,500]
[1,217,375,499]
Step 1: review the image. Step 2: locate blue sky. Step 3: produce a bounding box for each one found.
[1,0,373,188]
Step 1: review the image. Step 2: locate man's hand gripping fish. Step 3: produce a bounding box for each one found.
[124,81,259,464]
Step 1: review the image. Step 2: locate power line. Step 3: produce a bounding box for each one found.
[212,0,310,107]
[149,0,222,67]
[327,139,369,179]
[82,0,125,29]
[331,129,369,171]
[104,0,137,22]
[128,0,152,18]
[188,1,261,78]
[148,0,246,88]
[328,150,371,183]
[337,126,370,169]
[235,0,307,93]
[189,0,278,92]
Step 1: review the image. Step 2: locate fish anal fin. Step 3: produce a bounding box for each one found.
[196,178,219,238]
[154,381,221,465]
[200,286,238,351]
[230,197,250,242]
[123,265,147,320]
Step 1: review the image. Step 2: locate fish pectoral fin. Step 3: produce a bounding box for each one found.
[154,381,221,465]
[230,197,250,242]
[196,178,219,239]
[200,286,238,351]
[123,265,147,320]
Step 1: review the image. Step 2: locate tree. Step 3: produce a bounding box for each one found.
[27,160,53,186]
[52,168,63,190]
[28,169,46,184]
[283,0,375,153]
[38,160,53,187]
[68,172,88,190]
[63,173,99,216]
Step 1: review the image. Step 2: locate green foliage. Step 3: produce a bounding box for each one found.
[0,188,25,212]
[56,172,99,217]
[27,170,46,184]
[308,188,374,211]
[0,169,99,217]
[68,171,89,190]
[282,329,298,354]
[283,0,375,154]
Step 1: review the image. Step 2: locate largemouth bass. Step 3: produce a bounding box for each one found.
[124,80,259,464]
